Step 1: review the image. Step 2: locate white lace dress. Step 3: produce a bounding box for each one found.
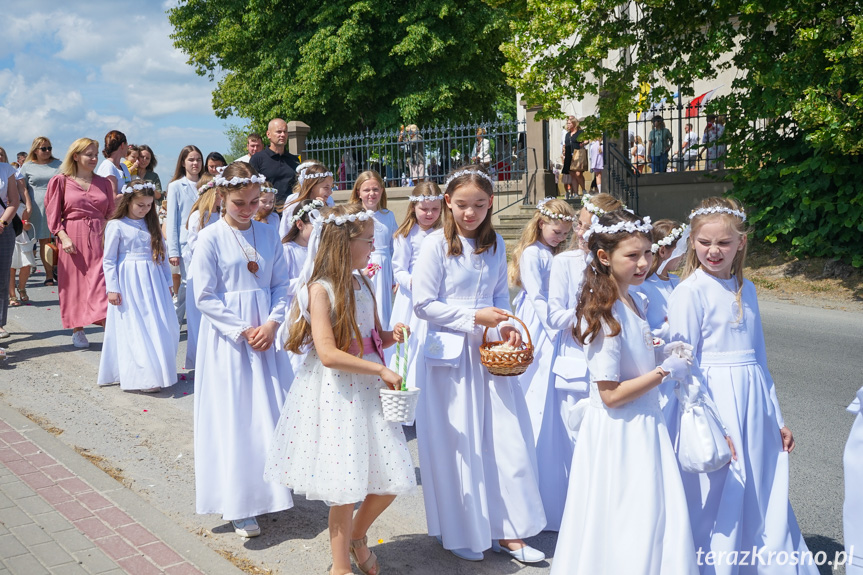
[264,279,416,506]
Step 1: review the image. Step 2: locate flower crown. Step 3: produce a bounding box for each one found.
[581,193,626,216]
[583,215,652,242]
[689,206,746,221]
[651,223,688,253]
[445,169,494,188]
[122,182,156,194]
[260,185,277,195]
[296,161,333,185]
[408,193,445,202]
[536,198,575,222]
[213,174,267,187]
[322,209,375,226]
[288,199,326,227]
[197,179,217,195]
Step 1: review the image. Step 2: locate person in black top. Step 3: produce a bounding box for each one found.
[249,118,300,207]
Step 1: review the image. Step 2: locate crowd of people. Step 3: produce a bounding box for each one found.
[0,117,860,575]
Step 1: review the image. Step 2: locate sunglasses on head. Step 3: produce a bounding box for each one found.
[39,146,52,152]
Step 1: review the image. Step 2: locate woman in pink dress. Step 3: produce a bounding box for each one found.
[45,138,114,348]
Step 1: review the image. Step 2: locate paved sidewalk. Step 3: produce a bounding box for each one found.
[0,403,243,575]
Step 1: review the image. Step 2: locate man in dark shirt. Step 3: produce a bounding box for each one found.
[249,118,300,207]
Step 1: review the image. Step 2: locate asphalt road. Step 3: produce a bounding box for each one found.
[1,280,860,575]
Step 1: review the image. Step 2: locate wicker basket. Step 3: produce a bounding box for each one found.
[380,388,421,423]
[479,314,534,377]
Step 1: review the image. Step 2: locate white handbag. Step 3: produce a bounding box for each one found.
[675,376,733,474]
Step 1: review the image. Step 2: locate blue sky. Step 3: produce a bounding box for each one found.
[0,0,234,184]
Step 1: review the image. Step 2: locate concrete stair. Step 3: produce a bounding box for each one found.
[496,205,537,242]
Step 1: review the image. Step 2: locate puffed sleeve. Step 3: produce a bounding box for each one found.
[191,230,251,342]
[166,181,182,258]
[519,247,554,333]
[266,227,291,325]
[413,234,481,334]
[102,221,121,293]
[44,175,66,236]
[392,233,412,292]
[585,322,622,383]
[547,254,580,331]
[749,285,785,428]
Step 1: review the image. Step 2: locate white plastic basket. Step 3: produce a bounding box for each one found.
[379,387,421,423]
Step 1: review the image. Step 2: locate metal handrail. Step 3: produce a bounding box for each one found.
[605,139,639,213]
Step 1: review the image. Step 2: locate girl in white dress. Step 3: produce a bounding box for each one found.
[545,193,624,530]
[98,182,179,392]
[509,198,574,532]
[390,181,443,330]
[254,182,280,228]
[667,197,817,575]
[635,219,686,436]
[275,198,322,371]
[278,161,335,237]
[846,385,863,575]
[191,163,294,538]
[350,171,397,330]
[551,210,699,575]
[265,203,415,575]
[411,166,546,563]
[183,173,219,369]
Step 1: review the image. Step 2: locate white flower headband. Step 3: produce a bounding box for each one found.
[445,169,494,188]
[321,209,375,226]
[583,214,653,242]
[651,223,688,253]
[689,206,746,221]
[296,161,333,185]
[197,179,217,195]
[213,174,267,187]
[536,198,575,222]
[122,182,156,194]
[287,199,326,227]
[260,186,277,195]
[408,193,445,202]
[581,193,626,216]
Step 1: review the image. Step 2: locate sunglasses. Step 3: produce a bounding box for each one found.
[39,146,52,152]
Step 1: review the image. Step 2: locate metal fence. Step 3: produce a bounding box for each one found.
[626,103,728,173]
[302,119,528,195]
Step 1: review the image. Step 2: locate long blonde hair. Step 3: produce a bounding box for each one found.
[395,180,443,238]
[58,138,100,177]
[509,199,574,287]
[186,173,219,230]
[25,136,59,164]
[681,196,749,322]
[350,170,388,211]
[285,203,380,355]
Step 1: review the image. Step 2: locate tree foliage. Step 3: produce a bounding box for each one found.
[498,0,863,265]
[168,0,514,136]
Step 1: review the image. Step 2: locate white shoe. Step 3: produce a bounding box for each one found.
[232,517,260,537]
[72,331,89,348]
[491,540,545,563]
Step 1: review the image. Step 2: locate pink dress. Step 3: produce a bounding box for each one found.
[45,174,114,329]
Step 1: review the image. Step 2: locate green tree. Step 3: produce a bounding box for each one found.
[498,0,863,266]
[168,0,515,136]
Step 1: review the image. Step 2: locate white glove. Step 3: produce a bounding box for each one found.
[660,356,691,382]
[662,341,694,362]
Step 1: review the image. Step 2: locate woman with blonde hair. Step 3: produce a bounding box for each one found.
[45,138,115,348]
[18,136,61,285]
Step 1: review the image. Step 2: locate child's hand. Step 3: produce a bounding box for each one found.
[780,426,795,453]
[475,307,510,328]
[392,323,410,342]
[379,367,403,390]
[726,436,738,461]
[362,262,381,278]
[499,325,523,348]
[108,292,122,306]
[246,321,278,351]
[169,257,180,267]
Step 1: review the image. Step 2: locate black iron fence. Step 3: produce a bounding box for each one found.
[302,119,528,193]
[626,103,728,173]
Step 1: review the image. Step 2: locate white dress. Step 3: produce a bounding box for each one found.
[275,240,309,372]
[845,386,863,575]
[191,219,294,520]
[263,212,279,229]
[543,248,591,530]
[389,224,433,329]
[635,274,681,437]
[369,209,397,330]
[183,211,219,369]
[667,270,817,575]
[551,295,698,575]
[410,230,545,553]
[264,279,416,506]
[98,218,179,390]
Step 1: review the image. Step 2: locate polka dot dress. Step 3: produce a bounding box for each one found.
[264,279,416,506]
